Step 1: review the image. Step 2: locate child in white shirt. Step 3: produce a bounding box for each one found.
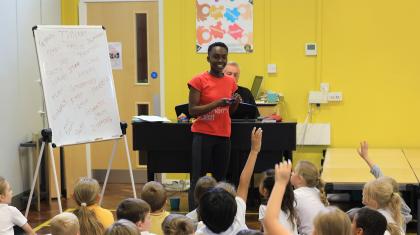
[290,161,328,235]
[195,127,262,235]
[356,141,412,232]
[258,169,297,234]
[0,176,35,235]
[363,178,405,234]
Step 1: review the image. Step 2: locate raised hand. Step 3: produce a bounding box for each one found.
[357,141,369,159]
[251,127,263,153]
[274,160,292,184]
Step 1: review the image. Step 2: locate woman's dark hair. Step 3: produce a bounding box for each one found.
[198,187,237,233]
[208,42,228,55]
[261,169,296,228]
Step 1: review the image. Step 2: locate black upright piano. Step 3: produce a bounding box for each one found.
[132,121,296,184]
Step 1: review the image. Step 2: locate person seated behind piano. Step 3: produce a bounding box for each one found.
[224,62,260,118]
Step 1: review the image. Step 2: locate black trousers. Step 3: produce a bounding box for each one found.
[188,133,231,210]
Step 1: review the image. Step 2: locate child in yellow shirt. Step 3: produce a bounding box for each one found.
[73,177,114,235]
[141,181,169,235]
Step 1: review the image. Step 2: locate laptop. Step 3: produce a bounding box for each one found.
[250,76,263,99]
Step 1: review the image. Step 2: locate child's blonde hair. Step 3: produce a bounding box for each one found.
[378,176,399,193]
[313,207,352,235]
[50,212,80,235]
[294,160,329,206]
[104,219,139,235]
[386,223,403,235]
[73,177,104,235]
[0,176,8,196]
[140,181,167,212]
[363,178,402,226]
[162,214,194,235]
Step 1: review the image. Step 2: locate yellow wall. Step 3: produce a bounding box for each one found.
[61,0,79,24]
[165,0,420,148]
[62,0,420,173]
[318,0,420,148]
[164,0,318,123]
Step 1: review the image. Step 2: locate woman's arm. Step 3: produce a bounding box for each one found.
[188,86,229,117]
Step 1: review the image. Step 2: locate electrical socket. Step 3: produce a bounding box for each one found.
[327,92,343,101]
[309,91,328,104]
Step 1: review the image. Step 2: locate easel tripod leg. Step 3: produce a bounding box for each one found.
[99,139,118,206]
[25,142,45,217]
[48,143,62,213]
[124,135,137,198]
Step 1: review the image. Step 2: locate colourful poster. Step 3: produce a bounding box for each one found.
[196,0,253,53]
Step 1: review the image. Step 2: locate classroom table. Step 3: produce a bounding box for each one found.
[402,148,420,233]
[322,148,419,234]
[322,148,418,187]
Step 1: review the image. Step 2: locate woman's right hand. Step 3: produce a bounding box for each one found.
[216,98,233,107]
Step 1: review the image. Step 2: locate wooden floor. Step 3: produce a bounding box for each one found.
[26,183,416,234]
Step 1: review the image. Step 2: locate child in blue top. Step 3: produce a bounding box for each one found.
[349,141,412,232]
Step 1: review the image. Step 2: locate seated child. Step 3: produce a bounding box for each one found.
[313,207,352,235]
[105,219,140,235]
[195,127,263,234]
[116,198,154,234]
[73,177,114,235]
[362,178,404,234]
[161,214,194,235]
[0,176,35,235]
[140,181,169,235]
[357,140,412,230]
[263,160,295,235]
[186,175,216,226]
[258,169,297,234]
[50,212,80,235]
[290,161,328,235]
[265,162,350,235]
[196,187,239,234]
[352,207,387,235]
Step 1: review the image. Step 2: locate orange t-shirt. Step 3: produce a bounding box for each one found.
[188,72,237,137]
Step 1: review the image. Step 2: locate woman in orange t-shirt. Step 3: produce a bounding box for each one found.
[187,42,240,209]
